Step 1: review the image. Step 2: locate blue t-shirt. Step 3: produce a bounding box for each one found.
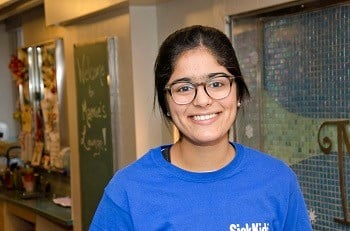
[89,143,312,231]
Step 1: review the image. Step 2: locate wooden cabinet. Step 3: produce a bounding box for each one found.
[0,201,5,230]
[36,216,71,231]
[2,202,72,231]
[5,203,35,231]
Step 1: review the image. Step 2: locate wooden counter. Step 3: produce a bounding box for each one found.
[0,189,72,231]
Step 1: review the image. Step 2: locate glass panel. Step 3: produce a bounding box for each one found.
[16,39,66,171]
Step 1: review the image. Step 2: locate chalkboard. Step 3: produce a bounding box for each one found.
[74,38,119,231]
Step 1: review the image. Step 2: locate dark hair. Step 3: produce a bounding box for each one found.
[154,25,250,123]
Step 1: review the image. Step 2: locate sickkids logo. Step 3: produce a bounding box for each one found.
[229,222,270,231]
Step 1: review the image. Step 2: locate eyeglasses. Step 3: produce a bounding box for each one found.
[164,74,235,105]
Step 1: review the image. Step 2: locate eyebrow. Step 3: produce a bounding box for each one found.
[170,72,230,84]
[207,72,230,78]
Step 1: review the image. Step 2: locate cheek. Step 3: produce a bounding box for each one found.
[166,95,174,112]
[224,94,239,114]
[229,86,239,104]
[167,100,188,122]
[225,101,238,114]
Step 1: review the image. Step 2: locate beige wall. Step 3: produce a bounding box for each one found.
[0,23,17,141]
[44,0,127,25]
[130,5,163,157]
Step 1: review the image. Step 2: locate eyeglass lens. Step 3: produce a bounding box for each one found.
[169,75,233,105]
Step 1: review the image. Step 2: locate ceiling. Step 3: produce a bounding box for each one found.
[0,0,43,22]
[0,0,171,23]
[0,0,18,8]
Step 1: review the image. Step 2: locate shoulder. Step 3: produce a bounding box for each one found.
[101,146,164,207]
[235,142,297,180]
[235,143,303,199]
[105,145,164,190]
[236,143,290,167]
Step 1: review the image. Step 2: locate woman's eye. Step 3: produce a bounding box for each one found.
[174,84,194,93]
[207,76,230,88]
[208,81,224,88]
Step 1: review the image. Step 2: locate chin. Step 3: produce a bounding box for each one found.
[189,135,227,146]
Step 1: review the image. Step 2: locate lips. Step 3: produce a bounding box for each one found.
[192,113,218,121]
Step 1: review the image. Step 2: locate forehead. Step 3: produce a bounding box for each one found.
[170,48,227,82]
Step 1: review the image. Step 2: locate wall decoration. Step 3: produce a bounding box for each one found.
[10,39,65,170]
[74,37,119,231]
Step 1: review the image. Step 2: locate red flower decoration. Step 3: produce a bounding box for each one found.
[8,55,28,85]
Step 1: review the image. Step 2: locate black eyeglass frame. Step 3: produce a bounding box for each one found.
[164,74,236,105]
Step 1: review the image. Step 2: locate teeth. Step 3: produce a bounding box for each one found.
[193,113,216,121]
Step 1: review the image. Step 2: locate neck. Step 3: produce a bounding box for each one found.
[171,138,235,172]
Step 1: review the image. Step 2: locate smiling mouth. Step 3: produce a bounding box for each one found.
[192,113,218,121]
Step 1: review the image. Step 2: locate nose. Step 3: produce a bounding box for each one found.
[192,85,212,106]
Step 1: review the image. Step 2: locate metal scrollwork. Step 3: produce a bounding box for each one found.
[318,120,350,226]
[317,121,333,154]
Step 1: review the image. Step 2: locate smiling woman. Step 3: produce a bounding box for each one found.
[161,50,236,155]
[89,25,312,231]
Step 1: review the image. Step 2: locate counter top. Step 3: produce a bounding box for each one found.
[0,189,73,228]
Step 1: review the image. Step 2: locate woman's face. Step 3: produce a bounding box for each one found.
[166,48,239,146]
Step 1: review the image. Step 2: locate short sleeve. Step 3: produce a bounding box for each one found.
[89,192,134,231]
[283,180,312,231]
